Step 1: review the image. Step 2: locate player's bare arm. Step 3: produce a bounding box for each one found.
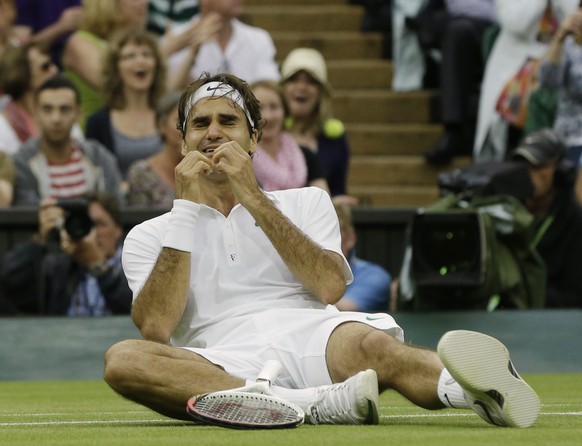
[131,248,191,344]
[213,141,346,304]
[130,152,212,343]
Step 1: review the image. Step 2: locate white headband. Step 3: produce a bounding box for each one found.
[182,81,255,132]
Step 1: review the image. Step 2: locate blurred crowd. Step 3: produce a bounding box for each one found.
[0,0,394,316]
[1,0,580,314]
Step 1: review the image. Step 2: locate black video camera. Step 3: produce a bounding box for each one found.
[58,198,94,241]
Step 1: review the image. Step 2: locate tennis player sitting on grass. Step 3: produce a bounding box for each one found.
[103,72,541,428]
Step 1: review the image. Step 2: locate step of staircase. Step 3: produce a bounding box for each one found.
[327,60,392,90]
[333,90,436,124]
[348,156,470,187]
[243,0,455,208]
[272,31,383,60]
[243,5,363,32]
[346,123,442,156]
[247,0,341,5]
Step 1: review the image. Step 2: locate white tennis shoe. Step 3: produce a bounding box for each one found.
[437,330,541,428]
[306,369,379,425]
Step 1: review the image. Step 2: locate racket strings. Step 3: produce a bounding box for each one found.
[194,394,300,424]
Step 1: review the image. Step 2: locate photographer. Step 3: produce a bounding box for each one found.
[0,192,132,315]
[511,129,582,308]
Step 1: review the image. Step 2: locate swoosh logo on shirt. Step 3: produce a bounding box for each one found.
[365,316,386,321]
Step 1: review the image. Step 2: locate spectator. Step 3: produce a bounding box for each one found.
[165,0,280,84]
[0,152,14,206]
[12,75,122,206]
[281,48,356,203]
[334,203,392,312]
[62,0,149,122]
[538,5,582,203]
[147,0,199,37]
[391,0,429,92]
[0,191,132,316]
[419,0,498,166]
[0,43,59,155]
[511,128,582,308]
[474,0,578,162]
[250,80,329,193]
[85,28,165,181]
[14,0,82,67]
[126,90,182,208]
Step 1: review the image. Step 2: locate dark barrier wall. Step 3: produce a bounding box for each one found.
[0,207,416,277]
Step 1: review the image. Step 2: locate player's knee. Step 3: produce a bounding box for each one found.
[103,340,141,389]
[361,330,401,365]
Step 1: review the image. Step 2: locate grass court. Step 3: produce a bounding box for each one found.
[1,373,581,446]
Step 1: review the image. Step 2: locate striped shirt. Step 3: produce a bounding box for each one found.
[147,0,199,36]
[47,144,88,198]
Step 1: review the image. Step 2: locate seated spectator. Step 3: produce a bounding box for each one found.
[250,80,329,193]
[12,75,122,206]
[417,0,497,165]
[62,0,149,122]
[85,28,165,181]
[0,191,132,316]
[14,0,82,68]
[126,90,182,208]
[474,0,578,162]
[0,151,14,206]
[165,0,280,84]
[0,42,59,155]
[281,48,356,203]
[334,203,392,312]
[538,5,582,203]
[511,128,582,308]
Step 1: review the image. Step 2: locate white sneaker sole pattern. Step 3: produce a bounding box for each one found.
[437,330,541,428]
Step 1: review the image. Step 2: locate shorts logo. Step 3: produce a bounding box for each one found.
[365,316,385,321]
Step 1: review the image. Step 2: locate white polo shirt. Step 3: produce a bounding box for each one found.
[166,17,281,84]
[122,187,352,348]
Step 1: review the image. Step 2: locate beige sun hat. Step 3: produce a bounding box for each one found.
[280,48,333,95]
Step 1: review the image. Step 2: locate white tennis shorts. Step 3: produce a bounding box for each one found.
[180,305,403,389]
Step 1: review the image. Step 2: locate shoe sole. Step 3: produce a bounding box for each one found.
[361,369,380,425]
[437,330,540,428]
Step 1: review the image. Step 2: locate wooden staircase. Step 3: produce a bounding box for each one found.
[244,0,470,207]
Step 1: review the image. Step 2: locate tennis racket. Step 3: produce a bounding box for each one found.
[186,360,305,429]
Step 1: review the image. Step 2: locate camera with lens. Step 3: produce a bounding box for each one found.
[58,198,94,241]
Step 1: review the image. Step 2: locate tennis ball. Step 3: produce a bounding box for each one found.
[324,119,345,139]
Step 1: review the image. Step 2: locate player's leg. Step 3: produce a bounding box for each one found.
[103,339,245,420]
[326,323,541,427]
[326,322,445,409]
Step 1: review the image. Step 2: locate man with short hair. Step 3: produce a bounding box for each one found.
[11,75,122,206]
[103,72,541,428]
[165,0,280,84]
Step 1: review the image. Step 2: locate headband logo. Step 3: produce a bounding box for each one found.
[183,82,255,132]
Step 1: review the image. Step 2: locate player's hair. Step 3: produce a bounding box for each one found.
[177,72,263,139]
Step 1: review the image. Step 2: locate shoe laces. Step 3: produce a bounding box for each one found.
[309,379,361,424]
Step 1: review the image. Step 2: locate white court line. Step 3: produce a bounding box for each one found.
[0,411,580,427]
[0,419,183,427]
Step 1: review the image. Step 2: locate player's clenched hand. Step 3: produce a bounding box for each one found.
[175,151,212,202]
[212,141,261,203]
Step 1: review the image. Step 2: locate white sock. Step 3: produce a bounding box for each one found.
[270,385,317,412]
[437,368,470,409]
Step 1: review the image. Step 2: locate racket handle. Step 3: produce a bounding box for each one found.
[256,360,282,385]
